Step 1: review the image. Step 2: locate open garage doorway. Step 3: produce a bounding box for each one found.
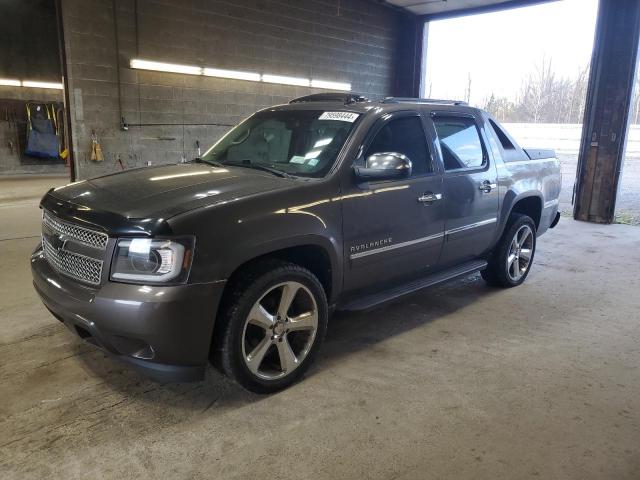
[618,56,640,225]
[422,0,599,219]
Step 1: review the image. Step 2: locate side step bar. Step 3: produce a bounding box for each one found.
[339,259,488,312]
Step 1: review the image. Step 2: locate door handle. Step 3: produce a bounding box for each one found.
[418,192,442,203]
[479,180,497,193]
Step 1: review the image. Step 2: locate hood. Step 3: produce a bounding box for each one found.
[49,163,292,220]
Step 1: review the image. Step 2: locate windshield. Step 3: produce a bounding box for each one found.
[200,109,360,178]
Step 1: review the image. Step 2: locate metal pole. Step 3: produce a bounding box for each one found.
[54,0,75,182]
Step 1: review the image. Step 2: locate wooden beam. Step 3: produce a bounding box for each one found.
[574,0,640,223]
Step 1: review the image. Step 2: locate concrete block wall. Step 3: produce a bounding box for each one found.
[60,0,415,179]
[0,0,65,175]
[0,0,61,81]
[0,86,67,175]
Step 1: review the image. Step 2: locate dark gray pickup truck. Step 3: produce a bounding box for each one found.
[31,94,561,393]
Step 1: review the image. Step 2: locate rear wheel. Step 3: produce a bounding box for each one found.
[481,213,536,288]
[213,260,328,393]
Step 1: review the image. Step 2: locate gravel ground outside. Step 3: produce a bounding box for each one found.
[503,123,640,226]
[557,153,640,225]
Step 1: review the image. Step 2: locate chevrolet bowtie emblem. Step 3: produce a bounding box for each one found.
[45,232,67,251]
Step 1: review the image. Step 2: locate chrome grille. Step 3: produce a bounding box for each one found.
[43,211,108,249]
[43,237,103,285]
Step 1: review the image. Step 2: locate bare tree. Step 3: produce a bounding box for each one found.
[630,73,640,125]
[566,64,589,123]
[478,58,592,124]
[482,93,515,121]
[515,56,557,122]
[464,73,472,104]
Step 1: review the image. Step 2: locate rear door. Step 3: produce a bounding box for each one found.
[341,111,445,295]
[428,112,499,266]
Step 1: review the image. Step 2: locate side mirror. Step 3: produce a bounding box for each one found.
[355,152,412,181]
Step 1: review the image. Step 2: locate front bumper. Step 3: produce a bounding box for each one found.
[31,244,225,382]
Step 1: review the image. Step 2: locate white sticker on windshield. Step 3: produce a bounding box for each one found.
[318,111,360,123]
[289,156,306,164]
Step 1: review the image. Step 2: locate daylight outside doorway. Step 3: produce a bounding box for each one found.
[422,0,639,225]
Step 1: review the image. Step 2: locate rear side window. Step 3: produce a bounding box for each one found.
[364,116,432,175]
[432,116,485,171]
[486,128,503,163]
[489,119,516,150]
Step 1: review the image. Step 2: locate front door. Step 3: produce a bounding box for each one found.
[428,112,499,266]
[341,112,445,296]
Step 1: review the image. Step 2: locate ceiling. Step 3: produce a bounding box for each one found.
[384,0,547,16]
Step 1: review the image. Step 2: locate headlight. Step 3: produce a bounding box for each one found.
[110,237,194,284]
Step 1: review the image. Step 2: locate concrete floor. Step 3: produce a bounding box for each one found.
[1,175,639,480]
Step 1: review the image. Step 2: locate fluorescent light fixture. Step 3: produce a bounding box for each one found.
[0,79,21,87]
[130,59,202,75]
[262,74,310,87]
[21,81,64,89]
[311,79,351,91]
[128,57,353,91]
[203,68,260,82]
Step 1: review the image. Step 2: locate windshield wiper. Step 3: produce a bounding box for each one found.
[224,160,292,178]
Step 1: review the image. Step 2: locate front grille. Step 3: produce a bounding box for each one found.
[43,237,103,285]
[43,211,108,249]
[41,210,107,286]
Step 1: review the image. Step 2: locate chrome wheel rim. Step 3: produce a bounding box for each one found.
[507,224,534,282]
[241,281,318,380]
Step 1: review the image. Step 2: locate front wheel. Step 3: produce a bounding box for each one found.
[481,213,537,288]
[213,260,328,394]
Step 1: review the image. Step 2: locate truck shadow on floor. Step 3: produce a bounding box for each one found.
[71,272,503,412]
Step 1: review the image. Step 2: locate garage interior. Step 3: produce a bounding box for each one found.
[1,0,639,478]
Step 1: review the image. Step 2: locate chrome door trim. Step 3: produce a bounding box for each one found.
[349,218,498,260]
[350,232,444,260]
[445,218,497,236]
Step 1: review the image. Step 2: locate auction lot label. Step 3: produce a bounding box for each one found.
[319,112,360,122]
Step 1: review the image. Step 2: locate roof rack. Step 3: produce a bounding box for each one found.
[382,97,468,106]
[289,93,369,105]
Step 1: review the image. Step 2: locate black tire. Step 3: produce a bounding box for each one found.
[481,213,537,288]
[212,259,328,394]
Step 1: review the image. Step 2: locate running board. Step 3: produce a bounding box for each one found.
[339,259,488,312]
